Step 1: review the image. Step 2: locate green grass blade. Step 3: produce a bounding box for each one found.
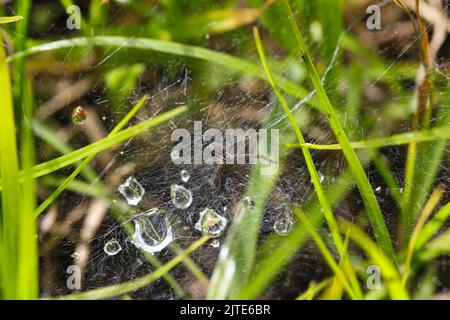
[0,16,23,24]
[284,125,450,150]
[338,219,409,300]
[254,27,344,254]
[238,168,355,299]
[7,36,320,110]
[295,208,356,299]
[296,278,333,300]
[206,97,299,299]
[17,79,38,299]
[402,188,444,286]
[418,230,450,263]
[416,202,450,250]
[0,34,22,299]
[284,0,396,263]
[32,120,98,182]
[401,103,450,242]
[12,0,31,105]
[0,105,187,190]
[371,152,403,211]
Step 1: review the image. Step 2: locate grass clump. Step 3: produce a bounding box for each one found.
[0,0,449,300]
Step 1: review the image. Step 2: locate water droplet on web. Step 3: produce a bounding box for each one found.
[104,238,122,256]
[243,196,255,209]
[131,208,173,254]
[180,170,190,182]
[195,208,228,238]
[211,239,220,248]
[118,176,145,206]
[170,184,193,209]
[72,106,87,124]
[274,217,293,236]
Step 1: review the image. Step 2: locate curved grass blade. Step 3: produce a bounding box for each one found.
[338,219,408,300]
[295,208,356,299]
[296,278,333,300]
[34,95,149,217]
[254,27,344,254]
[416,202,450,250]
[238,168,355,299]
[206,98,298,299]
[0,105,188,190]
[284,0,395,263]
[418,230,450,263]
[0,16,23,24]
[402,187,444,286]
[7,36,320,110]
[284,125,450,150]
[32,120,98,182]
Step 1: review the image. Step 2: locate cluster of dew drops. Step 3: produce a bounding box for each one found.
[72,109,294,257]
[71,107,228,256]
[102,158,293,258]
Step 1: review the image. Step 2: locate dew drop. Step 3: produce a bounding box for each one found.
[195,208,228,238]
[243,196,255,209]
[180,170,190,182]
[211,239,220,248]
[104,238,122,256]
[170,184,193,209]
[319,172,325,183]
[71,106,87,124]
[118,176,145,206]
[274,217,293,236]
[131,208,173,254]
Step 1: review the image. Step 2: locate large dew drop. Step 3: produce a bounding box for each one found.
[274,217,293,236]
[180,170,190,182]
[131,208,173,254]
[104,238,122,256]
[118,176,145,206]
[170,184,193,209]
[195,208,228,238]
